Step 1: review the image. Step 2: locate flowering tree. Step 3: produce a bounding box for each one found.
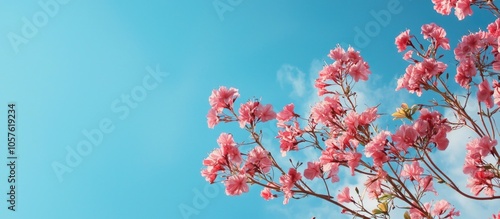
[202,1,500,218]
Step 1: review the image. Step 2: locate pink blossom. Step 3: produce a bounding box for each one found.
[395,30,411,52]
[201,168,218,184]
[493,80,500,106]
[491,211,500,219]
[359,107,379,125]
[277,121,302,156]
[319,148,340,182]
[238,101,259,128]
[337,187,351,203]
[403,50,413,60]
[260,187,274,201]
[466,136,497,158]
[318,63,341,85]
[209,86,239,112]
[421,23,450,50]
[218,133,242,165]
[454,32,487,61]
[432,0,457,15]
[419,175,438,195]
[324,162,340,183]
[245,146,272,175]
[207,108,219,128]
[344,111,360,134]
[431,200,451,217]
[401,161,424,181]
[280,168,302,204]
[345,152,362,176]
[277,103,296,127]
[431,126,451,150]
[348,60,371,82]
[488,19,500,37]
[467,173,495,197]
[225,174,249,196]
[202,148,225,183]
[413,108,450,143]
[256,103,276,122]
[392,125,418,153]
[365,170,386,199]
[304,161,322,180]
[455,58,476,88]
[454,0,473,20]
[478,80,494,108]
[238,101,276,127]
[365,131,390,167]
[328,45,346,61]
[310,95,344,126]
[395,59,446,96]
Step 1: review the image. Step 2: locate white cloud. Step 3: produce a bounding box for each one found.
[277,64,307,98]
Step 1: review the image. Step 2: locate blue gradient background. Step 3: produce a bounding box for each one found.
[0,0,496,218]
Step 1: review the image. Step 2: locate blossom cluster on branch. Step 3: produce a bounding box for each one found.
[202,1,500,218]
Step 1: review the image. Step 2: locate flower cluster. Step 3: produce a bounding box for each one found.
[201,2,500,218]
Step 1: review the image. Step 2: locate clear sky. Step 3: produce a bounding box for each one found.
[0,0,498,218]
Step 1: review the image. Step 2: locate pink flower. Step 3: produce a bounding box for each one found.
[337,187,351,203]
[365,131,390,167]
[280,168,302,204]
[492,211,500,219]
[403,50,413,60]
[478,80,494,108]
[455,58,476,88]
[493,80,500,106]
[260,187,274,201]
[218,133,242,165]
[207,108,219,128]
[432,0,457,15]
[345,152,362,176]
[395,30,411,52]
[202,149,225,183]
[238,101,259,128]
[225,174,249,196]
[209,86,239,112]
[365,170,386,199]
[348,60,371,82]
[277,121,302,156]
[488,19,500,37]
[256,103,276,122]
[304,161,322,180]
[419,175,438,195]
[392,125,418,153]
[238,101,276,127]
[401,161,423,181]
[421,23,450,50]
[359,107,379,125]
[277,103,296,127]
[454,0,473,20]
[310,95,344,126]
[431,200,451,217]
[466,136,497,158]
[431,126,451,150]
[245,146,272,175]
[328,45,346,61]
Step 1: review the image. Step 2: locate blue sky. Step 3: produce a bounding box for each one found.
[0,0,498,218]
